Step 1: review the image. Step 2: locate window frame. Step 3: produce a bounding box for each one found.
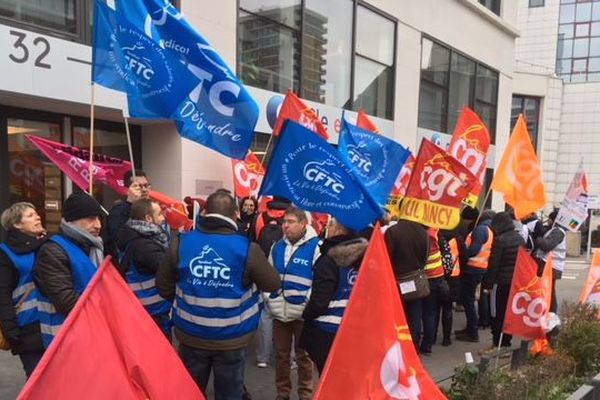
[510,95,541,151]
[529,0,545,8]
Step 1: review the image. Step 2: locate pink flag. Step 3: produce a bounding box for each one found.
[26,135,131,195]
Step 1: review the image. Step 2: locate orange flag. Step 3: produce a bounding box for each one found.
[18,259,204,400]
[579,251,600,308]
[490,114,547,219]
[149,190,192,231]
[314,228,447,400]
[503,248,553,340]
[272,90,329,140]
[232,151,265,198]
[356,109,380,134]
[447,107,490,207]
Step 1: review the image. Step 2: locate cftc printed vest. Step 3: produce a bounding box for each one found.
[37,235,97,348]
[314,266,358,334]
[0,244,39,328]
[173,230,260,341]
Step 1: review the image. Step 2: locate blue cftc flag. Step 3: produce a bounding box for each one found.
[259,120,384,231]
[338,119,411,205]
[114,0,259,160]
[91,0,193,119]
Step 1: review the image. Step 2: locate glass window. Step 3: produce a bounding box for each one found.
[510,95,540,150]
[559,24,574,39]
[478,0,501,15]
[7,119,63,234]
[558,39,574,59]
[0,0,77,35]
[573,37,590,57]
[529,0,545,7]
[239,0,301,29]
[576,22,590,37]
[475,66,498,105]
[418,81,448,132]
[353,56,394,119]
[589,57,600,71]
[590,37,600,56]
[573,58,587,72]
[356,6,395,66]
[593,2,600,21]
[592,21,600,36]
[576,2,592,22]
[420,39,450,86]
[303,0,352,107]
[560,4,576,23]
[448,53,475,133]
[474,102,496,142]
[588,72,600,81]
[238,10,300,95]
[557,59,572,73]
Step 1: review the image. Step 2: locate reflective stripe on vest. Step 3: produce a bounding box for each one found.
[448,238,461,277]
[314,267,357,334]
[173,230,260,341]
[125,257,172,317]
[425,230,444,279]
[0,243,39,327]
[465,227,494,270]
[270,237,319,305]
[38,235,98,348]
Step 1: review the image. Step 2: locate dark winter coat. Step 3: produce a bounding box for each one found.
[0,230,46,354]
[384,220,429,278]
[116,224,167,276]
[103,200,132,260]
[483,212,525,288]
[299,233,368,372]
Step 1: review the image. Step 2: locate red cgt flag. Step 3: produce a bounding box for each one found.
[18,259,204,400]
[231,151,265,198]
[272,90,329,140]
[503,248,553,340]
[356,109,380,134]
[314,228,446,400]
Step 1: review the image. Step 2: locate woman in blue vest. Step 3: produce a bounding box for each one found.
[0,202,47,378]
[299,218,368,374]
[34,192,104,348]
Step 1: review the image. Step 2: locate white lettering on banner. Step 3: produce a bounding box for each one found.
[179,101,241,141]
[304,161,345,194]
[347,146,372,174]
[505,143,544,197]
[511,291,547,328]
[233,162,261,194]
[144,2,184,38]
[450,139,485,181]
[188,61,241,117]
[123,53,154,80]
[189,246,232,282]
[380,342,421,399]
[292,258,310,266]
[347,269,358,286]
[420,167,466,202]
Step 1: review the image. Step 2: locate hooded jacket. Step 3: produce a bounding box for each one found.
[483,212,525,287]
[116,223,168,276]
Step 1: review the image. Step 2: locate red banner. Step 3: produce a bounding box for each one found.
[231,151,265,198]
[356,109,380,134]
[26,135,131,195]
[272,90,329,140]
[392,154,416,197]
[503,249,553,340]
[399,139,477,229]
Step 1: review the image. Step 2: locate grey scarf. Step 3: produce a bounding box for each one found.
[60,219,104,267]
[126,219,169,249]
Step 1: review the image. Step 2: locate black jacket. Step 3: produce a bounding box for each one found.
[116,224,167,276]
[34,228,97,316]
[103,200,132,260]
[483,213,525,287]
[0,230,46,354]
[384,220,429,278]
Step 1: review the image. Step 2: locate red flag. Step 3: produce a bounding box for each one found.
[503,248,552,340]
[18,258,204,400]
[447,107,490,207]
[26,135,131,195]
[149,191,192,231]
[231,151,265,198]
[398,139,478,230]
[391,154,416,197]
[356,109,380,134]
[579,251,600,307]
[272,90,329,140]
[314,228,446,400]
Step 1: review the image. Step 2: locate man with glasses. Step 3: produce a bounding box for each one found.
[104,170,151,260]
[266,207,320,400]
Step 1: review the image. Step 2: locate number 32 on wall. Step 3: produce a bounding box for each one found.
[9,30,51,69]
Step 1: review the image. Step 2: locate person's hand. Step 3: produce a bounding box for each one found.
[127,182,143,202]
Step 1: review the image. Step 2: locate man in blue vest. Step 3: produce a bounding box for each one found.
[116,199,172,339]
[267,207,320,400]
[34,192,104,347]
[157,190,280,399]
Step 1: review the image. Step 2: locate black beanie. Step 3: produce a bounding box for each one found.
[63,192,104,222]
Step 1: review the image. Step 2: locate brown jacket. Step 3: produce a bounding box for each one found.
[156,214,280,351]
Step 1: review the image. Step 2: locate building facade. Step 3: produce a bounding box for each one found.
[0,0,520,234]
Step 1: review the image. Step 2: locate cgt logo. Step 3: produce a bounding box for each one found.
[303,160,345,194]
[511,290,548,328]
[189,245,231,280]
[347,142,372,174]
[420,155,468,202]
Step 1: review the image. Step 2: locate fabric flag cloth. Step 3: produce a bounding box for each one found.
[338,119,410,205]
[91,0,193,119]
[18,258,204,400]
[579,251,600,308]
[272,90,329,140]
[232,151,265,198]
[26,135,131,196]
[386,154,416,219]
[314,228,447,400]
[447,107,490,207]
[356,108,380,134]
[503,248,553,340]
[556,162,590,232]
[490,114,547,219]
[398,139,478,230]
[259,120,383,231]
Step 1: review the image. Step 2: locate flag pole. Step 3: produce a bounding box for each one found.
[123,114,137,180]
[260,133,274,166]
[473,187,493,226]
[494,332,504,370]
[88,83,96,196]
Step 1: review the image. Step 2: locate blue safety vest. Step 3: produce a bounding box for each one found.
[0,243,39,327]
[173,230,260,341]
[37,235,97,348]
[314,266,358,334]
[269,237,319,305]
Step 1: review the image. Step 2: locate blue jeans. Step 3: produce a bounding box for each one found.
[460,273,484,336]
[179,344,246,400]
[403,299,423,349]
[255,308,273,363]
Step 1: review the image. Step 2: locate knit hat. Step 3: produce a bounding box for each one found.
[63,192,104,222]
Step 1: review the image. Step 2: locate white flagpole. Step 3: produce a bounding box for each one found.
[88,83,96,195]
[123,110,137,180]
